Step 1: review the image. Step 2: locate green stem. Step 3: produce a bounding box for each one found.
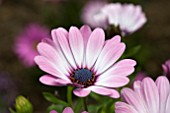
[82,97,88,111]
[67,86,73,107]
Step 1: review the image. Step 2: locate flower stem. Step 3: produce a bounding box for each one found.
[67,86,73,107]
[82,97,88,111]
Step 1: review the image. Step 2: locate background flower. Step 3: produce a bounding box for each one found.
[82,2,147,36]
[14,23,50,67]
[50,107,88,113]
[81,0,107,28]
[35,25,136,98]
[162,59,170,80]
[115,76,170,113]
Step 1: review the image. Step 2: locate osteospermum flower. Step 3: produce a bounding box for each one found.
[35,25,136,98]
[82,2,147,36]
[14,23,50,67]
[115,76,170,113]
[50,107,88,113]
[162,59,170,80]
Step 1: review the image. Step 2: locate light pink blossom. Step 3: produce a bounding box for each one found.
[82,2,147,36]
[14,23,50,67]
[35,25,136,98]
[50,107,88,113]
[115,76,170,113]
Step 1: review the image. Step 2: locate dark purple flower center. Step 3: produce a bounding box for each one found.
[70,68,95,87]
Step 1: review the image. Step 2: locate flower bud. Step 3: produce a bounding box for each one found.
[162,59,170,80]
[15,96,33,113]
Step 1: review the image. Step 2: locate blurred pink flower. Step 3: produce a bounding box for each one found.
[133,71,147,81]
[35,25,136,98]
[81,0,107,28]
[50,107,88,113]
[115,76,170,113]
[14,23,50,67]
[82,2,147,36]
[162,59,170,80]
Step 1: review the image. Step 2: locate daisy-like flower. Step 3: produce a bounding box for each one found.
[35,25,136,98]
[82,2,147,36]
[162,59,170,80]
[50,107,88,113]
[115,76,170,113]
[81,0,107,28]
[14,23,50,67]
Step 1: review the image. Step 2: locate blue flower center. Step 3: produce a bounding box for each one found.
[70,68,95,87]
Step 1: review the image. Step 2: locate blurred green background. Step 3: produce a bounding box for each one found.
[0,0,170,112]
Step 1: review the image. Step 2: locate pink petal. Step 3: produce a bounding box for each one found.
[63,107,74,113]
[80,25,92,48]
[69,27,84,68]
[97,59,136,80]
[166,93,170,113]
[34,56,68,80]
[82,111,88,113]
[80,25,92,68]
[52,28,77,69]
[142,77,159,113]
[88,86,120,98]
[121,88,148,113]
[86,28,105,69]
[50,110,58,113]
[115,102,139,113]
[73,88,91,97]
[156,76,170,113]
[39,75,71,86]
[95,76,129,88]
[37,42,71,75]
[94,42,125,75]
[133,81,147,109]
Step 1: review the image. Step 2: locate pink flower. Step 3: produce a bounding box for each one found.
[50,107,88,113]
[14,23,50,67]
[115,76,170,113]
[82,2,147,36]
[81,0,107,28]
[162,59,170,80]
[35,25,136,98]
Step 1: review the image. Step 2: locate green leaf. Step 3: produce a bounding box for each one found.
[9,108,17,113]
[123,45,141,58]
[43,92,68,106]
[74,98,82,113]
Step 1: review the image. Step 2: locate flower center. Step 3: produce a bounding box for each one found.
[70,68,95,87]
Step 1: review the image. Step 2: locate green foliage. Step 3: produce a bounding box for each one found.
[43,92,68,106]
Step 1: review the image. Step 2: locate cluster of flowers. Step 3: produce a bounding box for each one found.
[13,1,170,113]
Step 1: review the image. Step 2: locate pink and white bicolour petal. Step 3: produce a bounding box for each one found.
[94,35,125,74]
[81,0,107,28]
[115,102,139,113]
[69,27,84,68]
[156,76,170,113]
[73,86,119,98]
[39,75,71,86]
[116,76,170,113]
[85,28,105,69]
[95,59,136,88]
[52,28,77,69]
[80,25,92,68]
